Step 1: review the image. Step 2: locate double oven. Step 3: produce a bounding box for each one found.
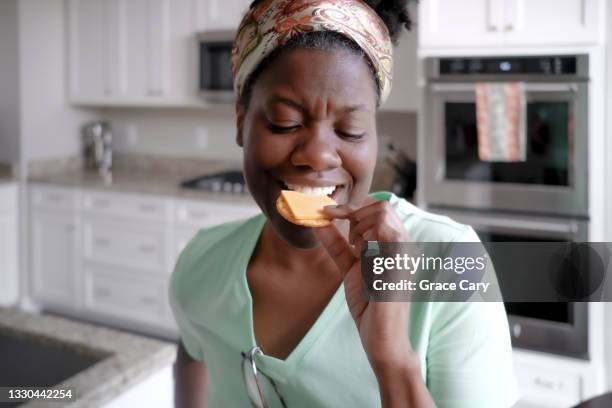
[421,55,590,358]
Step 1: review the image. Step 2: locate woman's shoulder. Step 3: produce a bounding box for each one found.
[370,191,477,243]
[170,214,264,306]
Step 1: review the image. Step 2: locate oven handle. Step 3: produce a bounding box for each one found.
[430,83,579,93]
[443,212,579,237]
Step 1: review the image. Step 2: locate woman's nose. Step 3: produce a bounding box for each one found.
[290,126,342,171]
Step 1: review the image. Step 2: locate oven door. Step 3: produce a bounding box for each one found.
[434,208,589,359]
[423,81,588,217]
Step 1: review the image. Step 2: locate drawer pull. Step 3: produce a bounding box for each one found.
[139,296,158,305]
[187,210,210,219]
[94,237,111,247]
[92,199,110,209]
[45,193,62,203]
[139,204,158,213]
[138,244,157,253]
[94,287,112,297]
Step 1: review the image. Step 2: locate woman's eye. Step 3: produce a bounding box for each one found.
[268,123,301,133]
[337,130,366,140]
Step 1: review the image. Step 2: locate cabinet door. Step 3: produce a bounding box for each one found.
[0,214,18,307]
[123,0,170,99]
[195,0,250,31]
[419,0,505,48]
[31,211,80,309]
[503,0,601,46]
[67,0,121,101]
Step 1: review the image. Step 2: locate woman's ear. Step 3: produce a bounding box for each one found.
[235,101,245,147]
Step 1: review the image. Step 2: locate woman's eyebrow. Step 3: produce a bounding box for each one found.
[266,95,371,114]
[266,96,304,113]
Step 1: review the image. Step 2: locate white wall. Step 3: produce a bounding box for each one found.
[103,107,417,161]
[0,0,21,165]
[18,0,99,163]
[103,107,243,160]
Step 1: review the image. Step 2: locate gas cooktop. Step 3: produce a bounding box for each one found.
[181,170,248,195]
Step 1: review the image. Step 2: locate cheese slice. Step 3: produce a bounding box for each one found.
[280,190,337,220]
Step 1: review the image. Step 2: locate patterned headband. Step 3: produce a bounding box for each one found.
[231,0,393,103]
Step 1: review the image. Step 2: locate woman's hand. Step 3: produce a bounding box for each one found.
[315,199,415,372]
[316,199,435,408]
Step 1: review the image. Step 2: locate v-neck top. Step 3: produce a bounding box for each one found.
[169,192,520,408]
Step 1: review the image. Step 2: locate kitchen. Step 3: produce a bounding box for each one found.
[0,0,611,407]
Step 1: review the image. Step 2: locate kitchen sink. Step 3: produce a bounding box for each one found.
[0,327,110,406]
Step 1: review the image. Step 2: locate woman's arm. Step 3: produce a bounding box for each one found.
[174,341,209,408]
[317,201,436,408]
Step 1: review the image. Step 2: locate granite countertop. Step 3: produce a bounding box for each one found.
[28,155,256,204]
[27,155,396,202]
[0,308,176,408]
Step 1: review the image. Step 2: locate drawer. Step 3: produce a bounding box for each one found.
[175,199,259,228]
[85,265,169,324]
[0,183,17,212]
[83,219,169,272]
[31,184,79,211]
[83,191,172,222]
[516,364,582,406]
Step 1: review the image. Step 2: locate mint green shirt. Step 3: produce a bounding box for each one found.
[169,192,520,407]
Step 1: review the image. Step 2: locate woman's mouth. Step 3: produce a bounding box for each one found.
[280,181,343,201]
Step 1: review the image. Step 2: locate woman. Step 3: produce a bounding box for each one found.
[170,0,520,407]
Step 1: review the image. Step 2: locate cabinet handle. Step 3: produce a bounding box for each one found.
[139,296,158,305]
[139,204,158,213]
[504,24,513,31]
[45,193,62,203]
[94,237,111,247]
[94,287,112,298]
[187,210,210,219]
[92,199,110,209]
[138,244,157,253]
[487,25,498,32]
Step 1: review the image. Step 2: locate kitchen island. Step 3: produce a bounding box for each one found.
[0,308,176,407]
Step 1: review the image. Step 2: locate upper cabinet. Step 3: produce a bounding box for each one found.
[419,0,602,49]
[68,0,202,107]
[194,0,250,31]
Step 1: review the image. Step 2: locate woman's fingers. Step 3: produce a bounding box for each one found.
[314,223,357,277]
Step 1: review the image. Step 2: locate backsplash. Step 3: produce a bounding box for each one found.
[102,107,417,161]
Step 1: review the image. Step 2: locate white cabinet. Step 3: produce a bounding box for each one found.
[0,183,18,307]
[419,0,602,49]
[28,183,259,334]
[67,0,199,106]
[502,0,600,46]
[194,0,250,31]
[30,186,82,310]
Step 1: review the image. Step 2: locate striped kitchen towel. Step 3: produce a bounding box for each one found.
[475,82,527,162]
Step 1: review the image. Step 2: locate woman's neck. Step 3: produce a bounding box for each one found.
[254,221,347,275]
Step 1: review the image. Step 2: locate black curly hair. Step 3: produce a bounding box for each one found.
[238,0,414,109]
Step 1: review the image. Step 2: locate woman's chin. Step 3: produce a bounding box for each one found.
[270,213,320,249]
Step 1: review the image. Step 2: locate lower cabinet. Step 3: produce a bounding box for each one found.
[29,183,260,335]
[84,264,172,326]
[0,183,18,306]
[30,209,81,310]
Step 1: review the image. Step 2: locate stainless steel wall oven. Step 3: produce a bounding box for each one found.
[423,55,589,217]
[422,55,591,359]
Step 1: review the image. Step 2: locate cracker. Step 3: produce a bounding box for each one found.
[276,190,335,228]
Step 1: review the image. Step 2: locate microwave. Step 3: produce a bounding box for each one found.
[198,30,235,102]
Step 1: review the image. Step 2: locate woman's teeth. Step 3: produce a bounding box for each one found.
[285,183,337,197]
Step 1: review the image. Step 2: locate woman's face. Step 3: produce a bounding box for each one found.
[236,47,378,248]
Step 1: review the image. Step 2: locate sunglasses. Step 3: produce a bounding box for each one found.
[241,346,288,408]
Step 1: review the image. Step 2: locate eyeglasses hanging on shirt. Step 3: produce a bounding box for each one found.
[241,346,288,408]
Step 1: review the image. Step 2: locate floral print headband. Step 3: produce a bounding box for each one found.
[231,0,393,103]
